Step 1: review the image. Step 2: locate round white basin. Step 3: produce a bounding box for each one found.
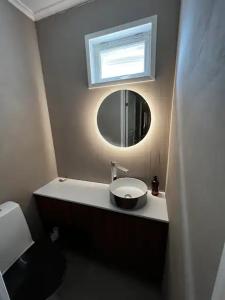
[109,178,148,210]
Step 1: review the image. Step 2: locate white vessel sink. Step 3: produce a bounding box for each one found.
[109,178,148,210]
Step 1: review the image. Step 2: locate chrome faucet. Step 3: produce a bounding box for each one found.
[111,161,128,182]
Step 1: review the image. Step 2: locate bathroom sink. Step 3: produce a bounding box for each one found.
[109,178,148,210]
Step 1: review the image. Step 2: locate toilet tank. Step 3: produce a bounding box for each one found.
[0,202,34,274]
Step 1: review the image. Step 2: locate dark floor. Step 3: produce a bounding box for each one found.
[48,250,162,300]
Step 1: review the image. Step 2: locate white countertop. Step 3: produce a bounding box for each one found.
[34,178,169,223]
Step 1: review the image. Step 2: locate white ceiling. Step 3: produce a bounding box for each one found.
[8,0,92,21]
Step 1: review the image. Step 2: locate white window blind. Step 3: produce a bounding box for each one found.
[100,41,145,79]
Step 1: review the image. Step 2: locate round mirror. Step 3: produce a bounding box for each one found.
[97,90,151,147]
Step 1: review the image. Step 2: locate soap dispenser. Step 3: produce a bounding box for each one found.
[151,176,159,196]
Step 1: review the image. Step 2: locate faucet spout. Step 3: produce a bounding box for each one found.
[111,161,128,182]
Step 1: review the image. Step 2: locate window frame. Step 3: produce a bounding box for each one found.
[85,16,157,89]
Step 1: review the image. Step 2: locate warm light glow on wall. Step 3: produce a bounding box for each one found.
[85,86,158,156]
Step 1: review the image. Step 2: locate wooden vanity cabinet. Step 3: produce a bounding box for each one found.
[35,196,168,281]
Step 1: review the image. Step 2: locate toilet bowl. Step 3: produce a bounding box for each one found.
[0,202,65,300]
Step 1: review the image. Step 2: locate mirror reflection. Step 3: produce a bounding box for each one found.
[97,90,151,147]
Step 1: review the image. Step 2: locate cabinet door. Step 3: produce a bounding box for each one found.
[36,196,73,230]
[36,196,168,280]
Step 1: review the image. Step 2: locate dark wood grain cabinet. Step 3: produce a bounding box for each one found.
[35,196,168,281]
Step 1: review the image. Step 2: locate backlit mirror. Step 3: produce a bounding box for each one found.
[97,90,151,147]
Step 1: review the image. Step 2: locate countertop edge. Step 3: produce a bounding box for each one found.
[33,178,169,224]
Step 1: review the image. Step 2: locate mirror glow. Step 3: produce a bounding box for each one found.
[97,90,151,148]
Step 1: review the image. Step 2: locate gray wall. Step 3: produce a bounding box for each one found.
[0,0,57,238]
[165,0,225,299]
[36,0,180,189]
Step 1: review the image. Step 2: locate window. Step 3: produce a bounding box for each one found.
[85,16,157,88]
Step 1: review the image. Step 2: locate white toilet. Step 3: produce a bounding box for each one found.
[0,202,65,300]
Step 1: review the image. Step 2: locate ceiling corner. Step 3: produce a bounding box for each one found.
[8,0,93,22]
[8,0,35,21]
